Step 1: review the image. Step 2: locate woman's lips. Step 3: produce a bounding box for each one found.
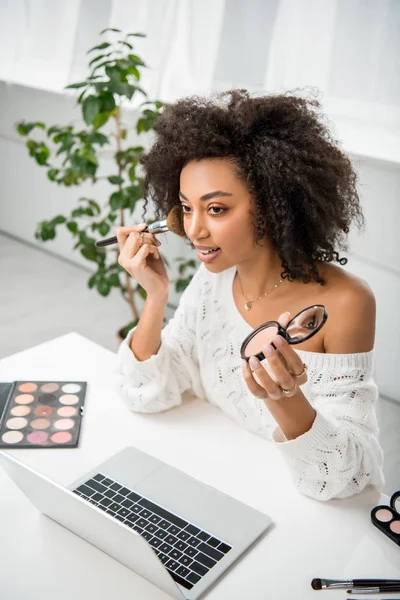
[196,248,221,263]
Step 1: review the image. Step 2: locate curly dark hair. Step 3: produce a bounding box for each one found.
[141,89,364,284]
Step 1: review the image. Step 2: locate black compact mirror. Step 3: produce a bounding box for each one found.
[391,491,400,515]
[240,304,328,362]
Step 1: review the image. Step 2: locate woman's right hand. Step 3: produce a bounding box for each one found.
[117,223,170,300]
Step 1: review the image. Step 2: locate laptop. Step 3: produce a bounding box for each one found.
[0,447,271,599]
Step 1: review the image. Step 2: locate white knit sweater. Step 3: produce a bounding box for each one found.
[115,264,384,501]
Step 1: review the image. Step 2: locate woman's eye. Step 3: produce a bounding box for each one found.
[181,205,191,213]
[209,206,226,215]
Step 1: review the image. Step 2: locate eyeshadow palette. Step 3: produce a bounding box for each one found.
[371,490,400,546]
[0,380,87,448]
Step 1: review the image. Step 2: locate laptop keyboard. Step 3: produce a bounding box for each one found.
[73,472,232,590]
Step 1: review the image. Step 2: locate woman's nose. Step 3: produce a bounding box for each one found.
[185,211,209,240]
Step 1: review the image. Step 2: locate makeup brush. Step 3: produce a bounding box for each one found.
[95,206,185,247]
[347,584,400,594]
[311,578,400,590]
[348,598,400,600]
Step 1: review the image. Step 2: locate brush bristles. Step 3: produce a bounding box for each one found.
[311,579,322,590]
[166,206,185,237]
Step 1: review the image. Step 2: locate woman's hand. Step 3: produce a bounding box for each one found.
[241,312,308,400]
[117,224,169,300]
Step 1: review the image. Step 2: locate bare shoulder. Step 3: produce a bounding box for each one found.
[317,262,376,353]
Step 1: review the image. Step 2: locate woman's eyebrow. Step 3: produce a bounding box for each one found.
[179,190,233,202]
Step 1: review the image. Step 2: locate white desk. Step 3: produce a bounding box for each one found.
[0,333,399,600]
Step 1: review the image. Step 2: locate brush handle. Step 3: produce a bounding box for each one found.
[353,580,400,587]
[96,236,118,247]
[95,222,169,248]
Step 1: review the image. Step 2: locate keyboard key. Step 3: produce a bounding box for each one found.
[121,499,134,509]
[110,483,122,492]
[195,552,216,569]
[76,484,95,497]
[167,569,193,590]
[117,508,130,518]
[91,492,104,502]
[86,479,108,494]
[159,543,172,554]
[187,572,201,585]
[169,549,182,561]
[149,514,161,524]
[149,537,163,549]
[113,494,124,504]
[175,541,188,552]
[137,518,149,528]
[217,542,231,554]
[93,474,104,482]
[154,530,169,540]
[106,509,116,516]
[131,505,142,514]
[186,546,198,557]
[102,477,113,487]
[115,515,125,522]
[124,520,136,528]
[109,502,121,512]
[198,542,224,561]
[138,499,188,529]
[127,491,142,503]
[133,525,144,534]
[145,523,158,534]
[167,525,180,536]
[104,489,115,498]
[165,534,178,546]
[179,555,192,567]
[177,530,190,541]
[141,531,153,541]
[207,536,221,548]
[166,559,180,571]
[119,486,131,496]
[187,536,201,547]
[197,531,210,542]
[140,509,152,519]
[158,553,169,565]
[176,565,190,578]
[126,513,139,524]
[185,525,200,536]
[158,519,170,530]
[99,497,112,507]
[190,561,209,577]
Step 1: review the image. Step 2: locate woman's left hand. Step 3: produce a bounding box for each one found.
[241,312,308,400]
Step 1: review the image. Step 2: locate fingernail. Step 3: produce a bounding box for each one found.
[249,356,260,369]
[156,240,162,246]
[274,336,284,346]
[263,344,273,356]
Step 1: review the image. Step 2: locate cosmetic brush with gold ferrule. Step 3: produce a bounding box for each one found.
[311,578,400,590]
[95,206,185,247]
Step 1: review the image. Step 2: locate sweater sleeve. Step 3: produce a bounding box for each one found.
[272,351,384,501]
[114,266,206,413]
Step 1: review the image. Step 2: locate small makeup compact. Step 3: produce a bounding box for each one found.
[0,380,87,449]
[371,491,400,546]
[240,305,328,361]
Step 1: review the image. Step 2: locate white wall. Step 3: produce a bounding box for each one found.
[1,80,399,402]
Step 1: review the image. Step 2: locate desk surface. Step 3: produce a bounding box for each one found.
[0,332,399,600]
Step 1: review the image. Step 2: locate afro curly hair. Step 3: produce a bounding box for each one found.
[141,89,364,285]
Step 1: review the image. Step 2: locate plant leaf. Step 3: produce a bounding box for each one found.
[82,96,102,125]
[87,42,111,54]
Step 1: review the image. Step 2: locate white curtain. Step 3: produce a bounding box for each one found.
[0,0,399,127]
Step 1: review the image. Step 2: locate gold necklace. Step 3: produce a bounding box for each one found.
[237,272,283,311]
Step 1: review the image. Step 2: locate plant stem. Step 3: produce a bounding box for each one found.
[114,106,138,322]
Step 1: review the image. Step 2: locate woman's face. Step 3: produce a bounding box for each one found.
[179,158,266,273]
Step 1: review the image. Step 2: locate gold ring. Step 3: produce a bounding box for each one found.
[290,363,308,379]
[279,380,298,397]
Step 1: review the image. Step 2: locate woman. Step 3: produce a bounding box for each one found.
[115,90,384,501]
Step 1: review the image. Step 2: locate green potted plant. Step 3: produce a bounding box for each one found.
[16,28,196,339]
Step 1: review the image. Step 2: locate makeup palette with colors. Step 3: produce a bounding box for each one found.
[0,380,87,448]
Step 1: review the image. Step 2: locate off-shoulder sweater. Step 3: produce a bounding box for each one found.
[115,264,384,501]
